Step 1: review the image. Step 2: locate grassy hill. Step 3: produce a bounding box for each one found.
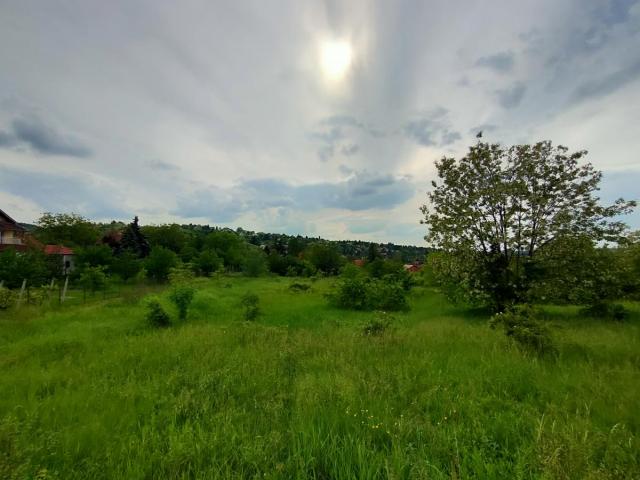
[0,277,639,479]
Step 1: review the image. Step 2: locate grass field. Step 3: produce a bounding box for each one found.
[1,276,639,479]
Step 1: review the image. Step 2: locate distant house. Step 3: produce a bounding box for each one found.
[403,262,422,273]
[0,208,27,252]
[353,259,365,267]
[44,245,75,275]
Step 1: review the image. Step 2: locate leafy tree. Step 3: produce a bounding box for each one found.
[141,224,187,253]
[121,216,151,258]
[305,242,344,275]
[194,249,221,276]
[169,284,195,321]
[75,245,114,270]
[204,230,247,270]
[111,251,142,282]
[0,249,48,288]
[422,140,636,311]
[78,266,108,294]
[35,212,99,247]
[145,246,177,282]
[242,247,268,277]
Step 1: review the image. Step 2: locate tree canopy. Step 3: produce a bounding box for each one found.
[422,140,636,310]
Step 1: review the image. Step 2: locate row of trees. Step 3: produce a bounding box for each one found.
[422,140,639,312]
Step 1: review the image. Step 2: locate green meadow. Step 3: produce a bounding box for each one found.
[1,276,639,479]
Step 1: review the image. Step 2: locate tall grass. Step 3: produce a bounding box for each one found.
[0,277,638,479]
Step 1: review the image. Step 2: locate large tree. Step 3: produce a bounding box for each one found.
[422,140,636,310]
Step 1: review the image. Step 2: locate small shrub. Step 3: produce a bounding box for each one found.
[169,284,195,321]
[489,305,556,356]
[0,287,14,309]
[328,276,410,311]
[362,311,395,336]
[289,282,311,293]
[581,301,629,321]
[145,298,171,327]
[241,293,260,321]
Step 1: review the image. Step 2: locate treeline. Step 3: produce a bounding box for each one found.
[1,213,425,293]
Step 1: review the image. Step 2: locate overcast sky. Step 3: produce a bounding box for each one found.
[0,0,638,245]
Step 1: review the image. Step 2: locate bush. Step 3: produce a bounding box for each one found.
[79,266,108,294]
[194,249,221,276]
[580,301,629,321]
[169,284,195,321]
[145,247,177,282]
[328,276,410,311]
[362,311,395,336]
[489,305,556,356]
[241,293,260,321]
[145,298,171,327]
[289,282,311,293]
[0,287,14,309]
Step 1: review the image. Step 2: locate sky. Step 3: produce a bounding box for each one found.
[0,0,639,246]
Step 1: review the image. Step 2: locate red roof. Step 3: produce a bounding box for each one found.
[44,245,74,255]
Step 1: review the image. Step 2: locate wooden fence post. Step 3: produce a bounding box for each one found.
[61,275,69,303]
[16,279,27,307]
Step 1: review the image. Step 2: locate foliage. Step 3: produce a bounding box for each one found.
[422,140,636,311]
[193,249,221,276]
[489,305,556,356]
[328,275,409,311]
[242,248,268,277]
[289,282,311,293]
[35,212,99,247]
[145,297,171,327]
[145,247,177,282]
[78,266,108,294]
[240,292,260,321]
[110,251,142,282]
[0,286,14,309]
[75,245,114,270]
[141,224,187,254]
[120,216,151,258]
[362,311,395,336]
[305,242,344,275]
[169,284,195,321]
[0,249,48,289]
[580,301,629,322]
[204,231,247,271]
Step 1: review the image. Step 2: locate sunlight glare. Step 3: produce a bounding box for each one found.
[320,40,353,81]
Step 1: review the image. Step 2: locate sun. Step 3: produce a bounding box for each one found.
[320,40,353,81]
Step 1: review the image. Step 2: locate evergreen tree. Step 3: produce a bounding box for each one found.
[120,216,151,258]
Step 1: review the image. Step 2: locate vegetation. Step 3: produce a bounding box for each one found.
[422,140,636,312]
[0,277,638,478]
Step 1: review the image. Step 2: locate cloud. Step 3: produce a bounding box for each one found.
[310,115,382,161]
[174,171,415,222]
[403,108,462,147]
[495,83,526,108]
[0,116,92,158]
[571,60,640,104]
[147,159,179,171]
[476,51,515,73]
[340,144,359,156]
[0,166,128,219]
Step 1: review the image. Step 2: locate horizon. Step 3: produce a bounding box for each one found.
[1,1,639,245]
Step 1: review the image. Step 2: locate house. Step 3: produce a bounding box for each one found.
[0,208,27,252]
[44,245,75,275]
[403,262,422,273]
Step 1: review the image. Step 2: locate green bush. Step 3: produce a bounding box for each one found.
[169,284,195,321]
[0,287,14,309]
[327,276,409,311]
[362,311,395,336]
[288,282,311,293]
[78,266,108,294]
[240,293,260,321]
[580,301,629,321]
[145,247,177,282]
[489,305,556,356]
[145,298,171,327]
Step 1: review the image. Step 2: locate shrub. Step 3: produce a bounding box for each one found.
[78,266,108,294]
[241,293,260,321]
[145,298,171,327]
[0,287,14,310]
[289,282,311,293]
[328,276,410,311]
[169,284,195,321]
[581,301,629,321]
[489,305,555,356]
[362,311,395,336]
[145,247,177,282]
[194,249,221,276]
